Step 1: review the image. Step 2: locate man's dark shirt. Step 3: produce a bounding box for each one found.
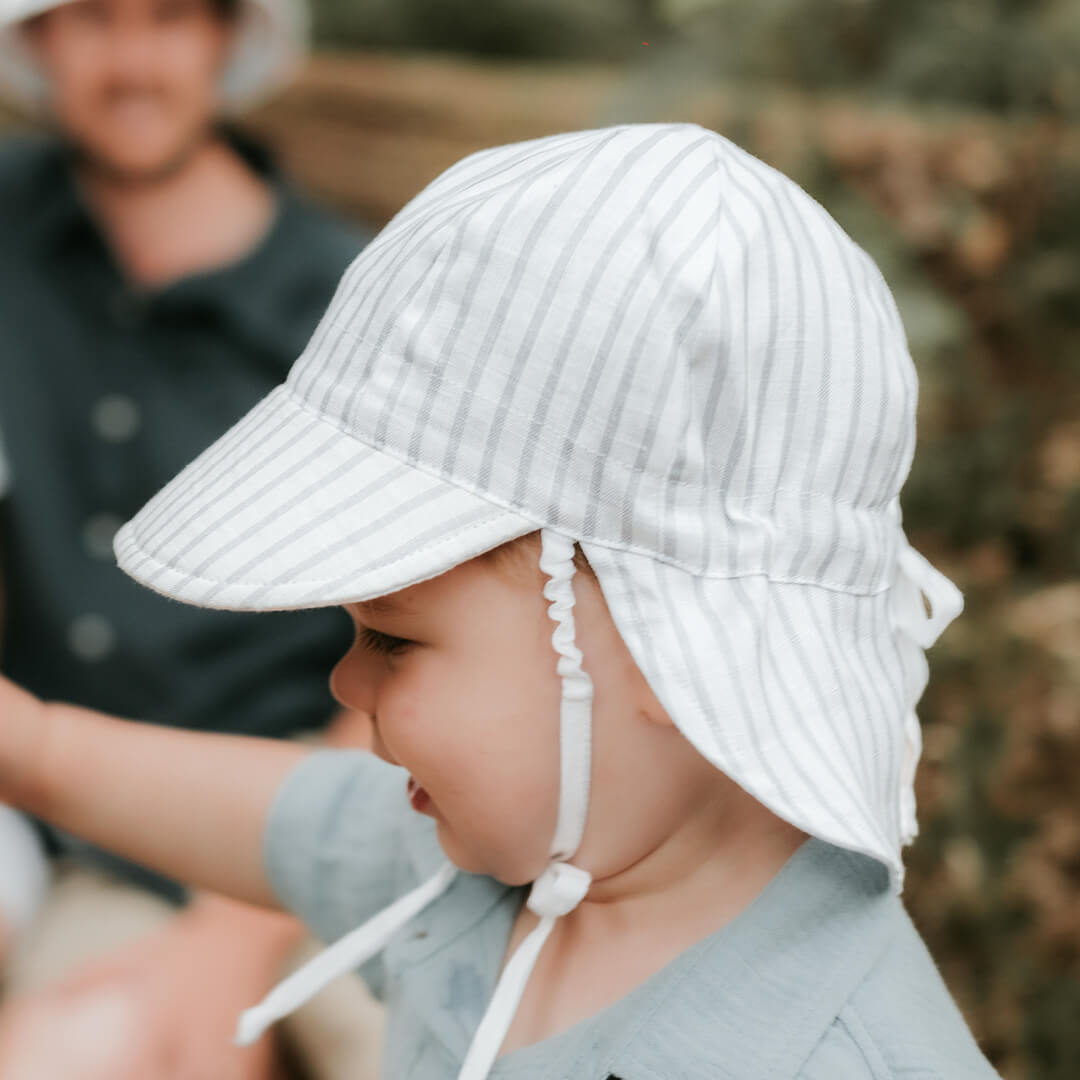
[0,131,369,896]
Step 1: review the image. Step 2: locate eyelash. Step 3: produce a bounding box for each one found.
[358,627,413,657]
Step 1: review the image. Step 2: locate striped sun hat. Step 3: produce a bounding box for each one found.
[116,122,962,891]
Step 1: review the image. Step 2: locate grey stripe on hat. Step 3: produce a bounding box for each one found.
[658,290,709,567]
[139,409,329,584]
[769,585,886,835]
[510,135,709,511]
[545,152,716,526]
[131,390,295,547]
[373,203,487,449]
[776,181,835,582]
[477,127,689,493]
[296,140,583,433]
[687,571,844,835]
[247,503,511,609]
[129,397,307,582]
[732,576,891,852]
[164,426,345,584]
[198,459,415,605]
[786,584,884,807]
[706,196,753,577]
[717,574,869,849]
[334,143,593,437]
[336,139,601,421]
[589,190,717,542]
[439,129,627,479]
[399,142,617,470]
[234,483,464,607]
[478,128,682,488]
[295,133,600,407]
[850,251,900,513]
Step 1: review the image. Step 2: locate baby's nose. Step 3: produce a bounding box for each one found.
[329,643,377,713]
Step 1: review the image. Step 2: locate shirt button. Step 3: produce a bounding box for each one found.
[92,395,141,443]
[82,513,123,561]
[67,614,116,663]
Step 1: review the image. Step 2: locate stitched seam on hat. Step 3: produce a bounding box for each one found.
[125,511,530,593]
[125,526,894,600]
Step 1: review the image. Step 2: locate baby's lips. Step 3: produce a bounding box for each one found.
[406,776,432,814]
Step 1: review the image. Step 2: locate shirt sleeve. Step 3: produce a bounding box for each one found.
[263,749,415,993]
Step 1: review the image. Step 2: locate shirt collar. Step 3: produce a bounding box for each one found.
[602,838,898,1080]
[404,831,899,1079]
[19,127,342,354]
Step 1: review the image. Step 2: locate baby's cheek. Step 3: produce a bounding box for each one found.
[379,672,460,765]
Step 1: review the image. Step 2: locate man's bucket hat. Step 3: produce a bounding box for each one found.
[0,0,306,111]
[115,123,963,1076]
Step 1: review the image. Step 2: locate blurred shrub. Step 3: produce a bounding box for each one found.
[311,0,655,58]
[309,0,1080,118]
[656,0,1080,117]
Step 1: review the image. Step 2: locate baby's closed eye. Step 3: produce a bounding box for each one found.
[359,628,413,657]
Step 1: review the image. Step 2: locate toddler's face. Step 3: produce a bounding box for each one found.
[330,545,706,887]
[332,551,564,884]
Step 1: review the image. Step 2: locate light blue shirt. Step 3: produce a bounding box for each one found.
[265,750,1001,1079]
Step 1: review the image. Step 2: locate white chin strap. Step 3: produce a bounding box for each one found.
[235,529,594,1079]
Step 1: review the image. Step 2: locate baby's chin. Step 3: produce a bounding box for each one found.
[436,823,546,887]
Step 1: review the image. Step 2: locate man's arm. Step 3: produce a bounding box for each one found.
[0,676,306,909]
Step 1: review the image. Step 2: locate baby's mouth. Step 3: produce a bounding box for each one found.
[407,776,432,814]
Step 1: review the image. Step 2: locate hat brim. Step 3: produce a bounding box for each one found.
[114,385,537,611]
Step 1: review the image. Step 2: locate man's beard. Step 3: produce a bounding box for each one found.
[67,118,216,191]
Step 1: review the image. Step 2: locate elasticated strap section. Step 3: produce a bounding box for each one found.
[538,528,595,862]
[456,531,595,1074]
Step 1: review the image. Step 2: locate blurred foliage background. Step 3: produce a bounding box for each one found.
[4,0,1078,1076]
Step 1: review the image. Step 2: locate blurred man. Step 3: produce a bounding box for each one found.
[0,0,379,1075]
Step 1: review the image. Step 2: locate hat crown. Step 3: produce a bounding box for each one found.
[292,124,915,594]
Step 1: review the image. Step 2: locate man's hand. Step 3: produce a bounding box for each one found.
[0,894,301,1080]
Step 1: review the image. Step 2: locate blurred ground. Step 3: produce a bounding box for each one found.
[2,2,1078,1076]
